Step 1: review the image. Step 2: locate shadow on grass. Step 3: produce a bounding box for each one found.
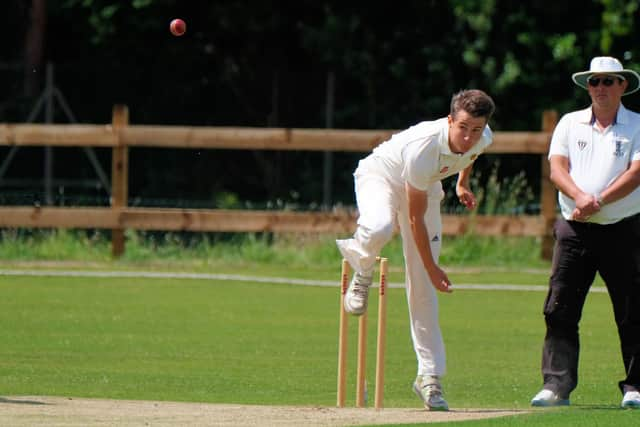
[0,397,47,405]
[530,403,624,411]
[571,404,626,411]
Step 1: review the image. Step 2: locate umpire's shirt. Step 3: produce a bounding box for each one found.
[549,104,640,224]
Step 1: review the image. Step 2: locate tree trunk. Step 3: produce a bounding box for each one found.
[24,0,46,97]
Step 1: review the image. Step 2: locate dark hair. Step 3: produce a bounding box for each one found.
[450,89,495,120]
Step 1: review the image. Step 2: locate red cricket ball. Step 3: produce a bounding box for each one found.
[169,19,186,36]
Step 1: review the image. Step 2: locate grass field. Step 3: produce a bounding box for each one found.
[0,232,633,425]
[0,265,632,425]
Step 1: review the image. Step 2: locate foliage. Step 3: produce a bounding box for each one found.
[600,0,638,53]
[5,1,640,210]
[10,1,640,128]
[442,160,535,215]
[475,166,535,215]
[0,227,549,273]
[0,228,111,261]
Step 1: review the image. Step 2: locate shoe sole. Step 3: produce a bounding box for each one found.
[343,301,366,316]
[622,402,640,409]
[531,399,570,407]
[343,296,367,316]
[412,382,449,411]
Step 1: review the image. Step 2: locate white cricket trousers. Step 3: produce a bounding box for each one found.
[336,158,446,377]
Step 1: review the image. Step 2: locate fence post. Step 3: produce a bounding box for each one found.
[111,105,129,257]
[540,110,558,260]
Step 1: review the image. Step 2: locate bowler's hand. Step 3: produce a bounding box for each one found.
[427,265,453,293]
[456,187,477,210]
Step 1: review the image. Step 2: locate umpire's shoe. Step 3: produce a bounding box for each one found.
[530,389,570,407]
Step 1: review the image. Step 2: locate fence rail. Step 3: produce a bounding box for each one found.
[0,207,545,236]
[0,123,550,152]
[0,105,558,258]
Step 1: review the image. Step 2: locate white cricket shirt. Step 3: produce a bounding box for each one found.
[549,104,640,224]
[360,118,492,196]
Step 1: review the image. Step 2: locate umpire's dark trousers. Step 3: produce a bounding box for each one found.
[540,214,640,398]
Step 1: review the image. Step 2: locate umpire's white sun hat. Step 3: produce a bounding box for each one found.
[572,56,640,95]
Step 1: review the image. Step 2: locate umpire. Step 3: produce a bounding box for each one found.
[531,56,640,408]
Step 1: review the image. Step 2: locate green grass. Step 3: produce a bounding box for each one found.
[0,271,628,426]
[0,230,625,425]
[375,409,640,427]
[0,229,602,288]
[0,229,550,270]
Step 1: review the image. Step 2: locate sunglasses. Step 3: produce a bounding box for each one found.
[587,76,620,87]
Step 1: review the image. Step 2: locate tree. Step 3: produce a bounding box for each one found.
[6,1,640,208]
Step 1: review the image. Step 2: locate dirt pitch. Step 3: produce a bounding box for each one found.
[0,396,526,426]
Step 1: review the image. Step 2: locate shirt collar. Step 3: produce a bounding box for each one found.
[439,118,454,154]
[616,104,629,125]
[578,104,628,125]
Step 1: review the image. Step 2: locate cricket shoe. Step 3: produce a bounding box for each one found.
[530,389,570,407]
[622,390,640,409]
[413,375,449,411]
[343,272,372,316]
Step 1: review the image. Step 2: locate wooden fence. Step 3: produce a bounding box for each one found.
[0,105,558,258]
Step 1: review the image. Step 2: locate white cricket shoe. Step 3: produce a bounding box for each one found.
[530,389,570,407]
[343,272,372,316]
[622,390,640,409]
[413,375,449,411]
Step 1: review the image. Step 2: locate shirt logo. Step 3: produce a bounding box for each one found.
[577,140,587,150]
[439,166,449,174]
[614,140,624,157]
[470,154,478,161]
[431,235,440,242]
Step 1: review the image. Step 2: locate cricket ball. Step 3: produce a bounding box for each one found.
[169,18,186,36]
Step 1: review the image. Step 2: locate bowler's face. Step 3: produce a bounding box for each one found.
[447,110,487,154]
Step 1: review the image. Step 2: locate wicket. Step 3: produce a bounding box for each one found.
[336,257,388,410]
